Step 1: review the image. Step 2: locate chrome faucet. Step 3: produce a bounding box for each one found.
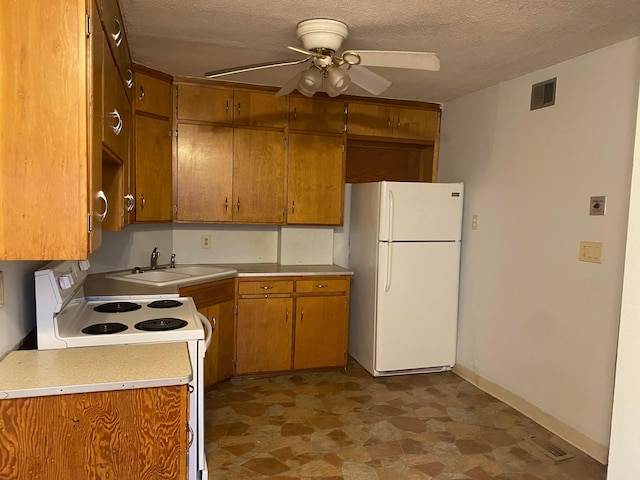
[150,247,160,269]
[170,253,176,268]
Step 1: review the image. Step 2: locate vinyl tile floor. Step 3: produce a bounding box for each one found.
[204,359,607,480]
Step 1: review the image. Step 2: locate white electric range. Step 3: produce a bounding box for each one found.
[35,260,210,480]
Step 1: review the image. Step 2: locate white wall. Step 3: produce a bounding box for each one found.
[607,74,640,478]
[438,37,640,461]
[0,261,44,358]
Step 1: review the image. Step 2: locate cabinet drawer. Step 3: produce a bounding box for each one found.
[296,278,348,294]
[238,280,293,295]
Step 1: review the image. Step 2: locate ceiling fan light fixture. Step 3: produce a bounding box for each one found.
[325,66,351,97]
[297,66,323,97]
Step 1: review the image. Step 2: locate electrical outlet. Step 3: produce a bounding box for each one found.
[201,235,211,249]
[471,215,478,230]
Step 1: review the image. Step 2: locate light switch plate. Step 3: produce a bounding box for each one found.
[590,196,606,216]
[579,241,603,263]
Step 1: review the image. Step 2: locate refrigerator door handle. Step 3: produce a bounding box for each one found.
[387,189,395,242]
[385,242,393,292]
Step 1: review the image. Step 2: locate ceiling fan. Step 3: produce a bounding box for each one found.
[204,18,440,98]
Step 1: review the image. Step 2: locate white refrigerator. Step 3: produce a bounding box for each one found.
[348,181,464,376]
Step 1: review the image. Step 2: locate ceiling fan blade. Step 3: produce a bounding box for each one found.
[354,50,440,71]
[286,45,327,59]
[275,72,303,97]
[205,57,309,78]
[348,65,392,95]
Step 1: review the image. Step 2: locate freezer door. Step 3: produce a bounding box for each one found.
[375,241,460,373]
[378,181,463,242]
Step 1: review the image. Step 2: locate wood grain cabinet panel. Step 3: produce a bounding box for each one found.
[233,129,286,223]
[134,115,173,222]
[233,91,286,128]
[0,0,101,259]
[289,97,345,133]
[294,295,349,369]
[177,85,234,123]
[288,133,345,225]
[236,297,294,374]
[347,102,439,141]
[135,72,173,118]
[0,386,189,480]
[176,124,233,222]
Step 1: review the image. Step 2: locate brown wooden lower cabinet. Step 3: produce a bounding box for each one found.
[180,278,235,388]
[0,385,189,480]
[235,276,350,375]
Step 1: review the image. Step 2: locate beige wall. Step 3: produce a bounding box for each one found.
[438,37,640,460]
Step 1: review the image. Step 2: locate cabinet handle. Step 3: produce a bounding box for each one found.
[293,107,297,121]
[126,69,133,89]
[225,197,228,211]
[140,194,146,209]
[187,423,194,448]
[300,308,304,322]
[109,109,123,135]
[97,190,108,222]
[112,18,122,46]
[225,100,229,114]
[237,198,240,212]
[285,309,289,323]
[237,102,241,116]
[124,194,135,212]
[139,85,145,101]
[387,117,391,128]
[261,285,274,290]
[211,317,216,332]
[397,117,401,129]
[291,200,295,214]
[315,284,328,289]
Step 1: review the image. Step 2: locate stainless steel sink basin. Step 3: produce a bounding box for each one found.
[106,265,237,287]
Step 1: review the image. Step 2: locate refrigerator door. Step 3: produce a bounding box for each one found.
[378,181,464,242]
[375,241,460,373]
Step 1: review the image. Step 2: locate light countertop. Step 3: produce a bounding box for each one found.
[85,263,353,296]
[0,343,192,399]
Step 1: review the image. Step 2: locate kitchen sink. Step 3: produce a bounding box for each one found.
[106,265,237,287]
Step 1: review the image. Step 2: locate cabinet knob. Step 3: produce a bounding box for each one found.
[261,285,274,290]
[139,85,145,102]
[315,284,328,288]
[140,194,146,209]
[97,190,108,222]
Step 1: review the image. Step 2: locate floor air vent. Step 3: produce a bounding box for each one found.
[526,435,574,461]
[530,78,556,110]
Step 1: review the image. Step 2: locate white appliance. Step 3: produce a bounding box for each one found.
[35,260,210,480]
[348,181,464,376]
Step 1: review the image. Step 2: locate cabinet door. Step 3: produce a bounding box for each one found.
[233,91,286,128]
[134,72,173,117]
[103,44,129,164]
[236,297,293,374]
[233,129,286,223]
[89,8,104,253]
[393,107,439,141]
[134,115,172,221]
[346,102,394,137]
[199,301,235,388]
[176,124,233,222]
[289,97,345,133]
[288,133,345,225]
[294,295,348,370]
[101,0,133,101]
[177,85,234,123]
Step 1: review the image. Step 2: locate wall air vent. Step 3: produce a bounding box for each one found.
[530,77,557,110]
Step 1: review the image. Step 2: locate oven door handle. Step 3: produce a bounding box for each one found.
[197,312,213,352]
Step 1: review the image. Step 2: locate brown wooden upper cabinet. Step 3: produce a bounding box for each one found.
[289,97,345,133]
[135,72,174,118]
[177,85,286,128]
[101,0,133,101]
[346,102,439,141]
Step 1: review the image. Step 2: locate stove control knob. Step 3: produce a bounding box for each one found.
[78,260,91,271]
[58,274,74,290]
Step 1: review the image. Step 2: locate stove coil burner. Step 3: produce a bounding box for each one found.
[94,301,142,313]
[135,318,188,331]
[82,323,128,335]
[147,300,183,309]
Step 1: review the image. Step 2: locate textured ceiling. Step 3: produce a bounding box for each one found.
[119,0,640,103]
